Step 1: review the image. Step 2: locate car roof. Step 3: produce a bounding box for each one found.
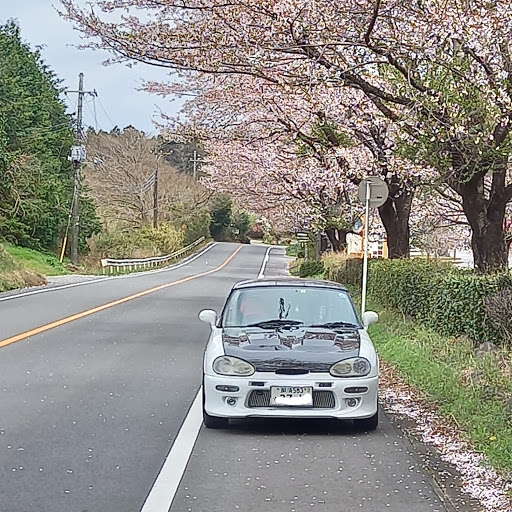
[232,277,348,292]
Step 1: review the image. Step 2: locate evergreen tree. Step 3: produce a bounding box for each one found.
[0,20,99,251]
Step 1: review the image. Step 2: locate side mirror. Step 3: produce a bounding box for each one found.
[362,311,378,329]
[199,309,218,327]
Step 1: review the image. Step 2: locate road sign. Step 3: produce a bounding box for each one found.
[358,176,389,317]
[358,177,388,208]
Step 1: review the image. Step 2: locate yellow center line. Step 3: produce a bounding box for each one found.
[0,246,243,350]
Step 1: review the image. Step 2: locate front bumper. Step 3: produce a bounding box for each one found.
[203,372,378,419]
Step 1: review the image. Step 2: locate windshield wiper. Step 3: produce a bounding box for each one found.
[246,319,303,329]
[308,321,359,329]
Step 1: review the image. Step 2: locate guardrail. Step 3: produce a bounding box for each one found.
[101,237,206,274]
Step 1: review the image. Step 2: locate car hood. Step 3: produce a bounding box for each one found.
[222,327,361,372]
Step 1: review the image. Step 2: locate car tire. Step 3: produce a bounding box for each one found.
[203,410,229,429]
[355,409,379,431]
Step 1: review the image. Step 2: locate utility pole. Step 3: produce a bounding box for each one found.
[190,150,205,179]
[67,73,96,265]
[153,156,159,229]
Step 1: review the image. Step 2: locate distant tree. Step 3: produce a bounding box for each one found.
[209,195,233,241]
[158,139,205,176]
[0,20,99,251]
[85,128,210,230]
[231,208,253,243]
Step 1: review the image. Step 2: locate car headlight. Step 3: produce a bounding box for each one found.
[213,356,255,376]
[330,358,371,377]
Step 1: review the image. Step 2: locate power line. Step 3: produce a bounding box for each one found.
[84,98,99,132]
[96,95,116,129]
[10,121,73,137]
[92,96,99,131]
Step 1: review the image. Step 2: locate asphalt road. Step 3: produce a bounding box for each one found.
[0,243,447,512]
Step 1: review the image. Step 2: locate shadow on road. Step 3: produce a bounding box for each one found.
[223,415,379,437]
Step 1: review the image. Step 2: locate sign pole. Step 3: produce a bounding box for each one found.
[361,180,370,317]
[357,176,388,319]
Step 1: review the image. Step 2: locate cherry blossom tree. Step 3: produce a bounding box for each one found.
[60,0,512,270]
[161,73,435,256]
[201,135,364,249]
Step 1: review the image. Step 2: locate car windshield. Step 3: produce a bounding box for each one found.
[222,285,360,328]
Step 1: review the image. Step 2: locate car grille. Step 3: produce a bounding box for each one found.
[247,390,336,409]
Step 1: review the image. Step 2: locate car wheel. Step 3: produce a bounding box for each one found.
[355,409,379,431]
[203,410,229,429]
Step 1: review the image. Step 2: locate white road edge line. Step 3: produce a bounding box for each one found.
[140,246,270,511]
[0,243,217,303]
[258,246,271,279]
[140,389,203,512]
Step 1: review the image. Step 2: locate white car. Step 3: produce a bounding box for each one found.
[199,278,379,430]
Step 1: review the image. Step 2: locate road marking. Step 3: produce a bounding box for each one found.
[140,245,272,511]
[258,247,271,279]
[140,389,203,512]
[0,245,242,350]
[0,243,217,303]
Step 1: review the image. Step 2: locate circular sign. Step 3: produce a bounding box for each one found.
[358,177,389,208]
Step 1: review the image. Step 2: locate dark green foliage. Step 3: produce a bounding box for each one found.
[176,207,211,245]
[208,198,255,243]
[299,260,324,278]
[209,195,233,241]
[367,259,512,344]
[231,209,252,243]
[78,193,102,252]
[0,21,98,252]
[158,139,205,176]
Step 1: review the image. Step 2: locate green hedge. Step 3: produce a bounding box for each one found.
[367,259,512,345]
[92,223,185,259]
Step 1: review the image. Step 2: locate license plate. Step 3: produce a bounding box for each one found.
[270,386,313,407]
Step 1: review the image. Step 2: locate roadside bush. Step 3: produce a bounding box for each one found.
[367,259,512,345]
[484,289,512,346]
[91,223,184,259]
[146,223,185,254]
[286,243,301,258]
[299,260,324,278]
[172,206,211,246]
[323,252,363,286]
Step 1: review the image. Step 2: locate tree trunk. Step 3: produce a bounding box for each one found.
[325,226,339,251]
[459,181,508,272]
[470,222,507,272]
[337,229,348,251]
[378,189,413,258]
[324,226,348,252]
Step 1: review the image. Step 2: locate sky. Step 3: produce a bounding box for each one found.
[1,1,182,135]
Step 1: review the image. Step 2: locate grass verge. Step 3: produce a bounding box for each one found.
[291,252,512,476]
[4,244,69,276]
[0,245,46,292]
[351,285,512,477]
